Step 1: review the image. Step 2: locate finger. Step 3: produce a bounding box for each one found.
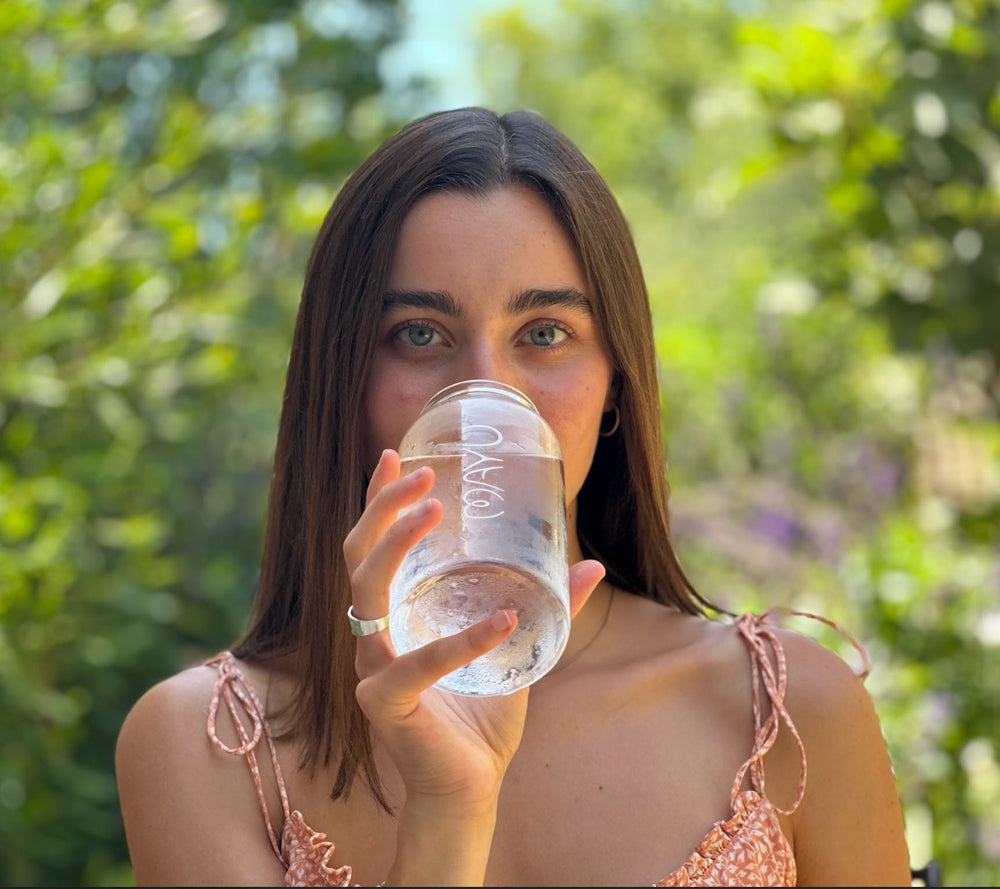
[356,610,519,714]
[343,452,436,578]
[365,448,401,507]
[350,494,443,630]
[567,559,606,619]
[345,451,443,674]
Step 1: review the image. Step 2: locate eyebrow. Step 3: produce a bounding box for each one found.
[382,287,593,317]
[382,289,461,316]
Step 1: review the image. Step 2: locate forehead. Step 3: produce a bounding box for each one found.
[387,186,587,295]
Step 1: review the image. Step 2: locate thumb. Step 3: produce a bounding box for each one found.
[567,559,606,620]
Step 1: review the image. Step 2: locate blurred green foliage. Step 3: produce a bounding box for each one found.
[1,0,997,885]
[0,0,414,884]
[478,0,999,884]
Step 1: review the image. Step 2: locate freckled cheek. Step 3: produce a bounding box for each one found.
[545,409,602,501]
[362,388,426,469]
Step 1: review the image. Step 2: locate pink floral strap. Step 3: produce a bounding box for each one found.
[731,613,807,816]
[759,606,871,679]
[206,651,291,864]
[730,608,872,816]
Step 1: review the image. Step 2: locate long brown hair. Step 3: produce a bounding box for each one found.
[232,107,717,809]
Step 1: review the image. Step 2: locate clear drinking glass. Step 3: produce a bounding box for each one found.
[389,380,571,695]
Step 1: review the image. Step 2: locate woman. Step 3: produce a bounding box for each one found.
[115,107,912,886]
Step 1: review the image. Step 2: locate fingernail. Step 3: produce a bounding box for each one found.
[399,498,435,521]
[491,610,515,631]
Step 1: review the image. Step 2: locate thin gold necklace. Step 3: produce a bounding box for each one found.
[549,585,615,675]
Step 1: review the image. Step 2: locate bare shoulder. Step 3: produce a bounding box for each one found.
[609,598,871,712]
[757,620,895,791]
[116,659,220,754]
[766,621,876,723]
[761,616,892,757]
[115,658,236,828]
[579,598,910,882]
[115,657,289,885]
[596,594,765,727]
[763,620,913,884]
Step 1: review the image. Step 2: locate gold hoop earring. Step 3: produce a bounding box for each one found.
[599,405,620,437]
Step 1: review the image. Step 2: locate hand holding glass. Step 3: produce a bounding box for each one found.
[389,380,571,695]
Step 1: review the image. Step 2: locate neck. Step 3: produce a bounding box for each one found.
[550,582,615,675]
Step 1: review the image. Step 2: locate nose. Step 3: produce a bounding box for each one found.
[456,342,522,390]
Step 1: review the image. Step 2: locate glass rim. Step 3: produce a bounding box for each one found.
[422,379,539,413]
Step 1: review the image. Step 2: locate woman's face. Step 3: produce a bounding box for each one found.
[363,186,616,529]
